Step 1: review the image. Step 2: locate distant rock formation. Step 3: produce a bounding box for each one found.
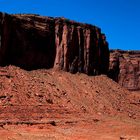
[0,12,109,75]
[109,50,140,91]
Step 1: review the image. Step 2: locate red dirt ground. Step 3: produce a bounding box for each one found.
[0,65,139,140]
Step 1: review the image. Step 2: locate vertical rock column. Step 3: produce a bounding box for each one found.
[100,34,110,74]
[0,13,4,62]
[84,28,91,74]
[77,26,84,73]
[0,13,11,65]
[54,20,67,70]
[54,20,75,71]
[0,13,2,49]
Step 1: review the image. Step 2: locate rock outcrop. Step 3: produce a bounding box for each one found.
[0,12,109,75]
[109,50,140,91]
[1,12,140,91]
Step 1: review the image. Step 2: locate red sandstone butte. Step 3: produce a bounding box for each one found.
[0,12,109,75]
[109,50,140,91]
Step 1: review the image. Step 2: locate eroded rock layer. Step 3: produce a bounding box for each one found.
[0,12,109,75]
[109,50,140,91]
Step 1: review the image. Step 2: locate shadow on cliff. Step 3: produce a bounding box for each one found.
[0,12,109,75]
[0,12,56,70]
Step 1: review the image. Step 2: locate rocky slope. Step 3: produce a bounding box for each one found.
[0,65,139,140]
[0,65,139,118]
[109,50,140,91]
[0,12,109,75]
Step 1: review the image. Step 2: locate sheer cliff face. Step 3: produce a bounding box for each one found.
[109,50,140,91]
[0,12,109,75]
[0,13,56,69]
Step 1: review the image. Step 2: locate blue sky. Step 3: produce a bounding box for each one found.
[0,0,140,50]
